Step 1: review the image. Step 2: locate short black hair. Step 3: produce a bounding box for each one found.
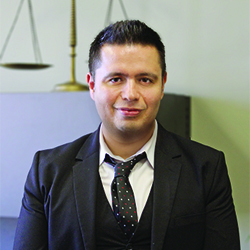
[88,20,166,80]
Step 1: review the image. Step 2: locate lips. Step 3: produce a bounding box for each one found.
[115,107,144,116]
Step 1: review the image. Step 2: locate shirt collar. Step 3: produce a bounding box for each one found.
[99,120,158,168]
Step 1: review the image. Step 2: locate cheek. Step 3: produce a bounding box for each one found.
[103,88,120,104]
[144,91,163,108]
[95,90,116,113]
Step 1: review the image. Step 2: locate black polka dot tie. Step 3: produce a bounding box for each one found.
[105,152,146,239]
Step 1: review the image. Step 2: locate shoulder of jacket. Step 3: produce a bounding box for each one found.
[33,132,94,166]
[157,122,222,157]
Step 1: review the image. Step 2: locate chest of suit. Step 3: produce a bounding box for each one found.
[95,177,154,250]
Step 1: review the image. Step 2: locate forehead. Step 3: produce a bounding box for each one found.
[100,43,159,58]
[97,44,161,71]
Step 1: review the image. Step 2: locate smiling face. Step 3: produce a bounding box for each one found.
[87,44,167,141]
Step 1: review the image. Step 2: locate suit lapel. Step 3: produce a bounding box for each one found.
[151,125,182,250]
[73,129,100,250]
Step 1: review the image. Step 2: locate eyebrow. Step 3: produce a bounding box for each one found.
[135,73,159,81]
[104,72,127,79]
[103,72,159,81]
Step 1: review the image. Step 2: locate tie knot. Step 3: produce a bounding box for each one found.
[105,152,146,178]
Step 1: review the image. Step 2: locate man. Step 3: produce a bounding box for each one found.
[14,20,240,249]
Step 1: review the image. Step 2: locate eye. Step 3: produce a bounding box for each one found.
[140,77,153,84]
[109,77,122,84]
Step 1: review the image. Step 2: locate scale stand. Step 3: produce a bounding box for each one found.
[54,0,88,91]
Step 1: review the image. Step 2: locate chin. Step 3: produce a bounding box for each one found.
[118,120,152,134]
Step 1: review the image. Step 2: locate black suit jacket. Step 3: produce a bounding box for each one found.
[14,124,240,249]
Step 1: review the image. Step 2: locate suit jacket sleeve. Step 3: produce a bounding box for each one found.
[203,151,240,249]
[13,151,48,250]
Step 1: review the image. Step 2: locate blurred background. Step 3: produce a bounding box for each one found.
[0,0,249,249]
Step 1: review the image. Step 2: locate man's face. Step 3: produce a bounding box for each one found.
[87,44,167,138]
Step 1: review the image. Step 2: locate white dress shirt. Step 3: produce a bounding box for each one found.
[99,121,157,220]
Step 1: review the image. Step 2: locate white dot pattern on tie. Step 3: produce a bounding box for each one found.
[105,152,146,239]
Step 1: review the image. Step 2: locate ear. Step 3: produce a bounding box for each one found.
[161,72,167,99]
[87,73,95,101]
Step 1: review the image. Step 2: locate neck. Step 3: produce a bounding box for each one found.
[102,123,155,159]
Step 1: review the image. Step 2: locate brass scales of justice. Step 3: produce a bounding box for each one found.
[0,0,89,91]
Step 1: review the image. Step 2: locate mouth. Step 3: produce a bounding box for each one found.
[115,107,144,117]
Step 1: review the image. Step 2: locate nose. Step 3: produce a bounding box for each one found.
[121,80,140,101]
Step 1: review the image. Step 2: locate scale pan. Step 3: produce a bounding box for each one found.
[0,63,51,70]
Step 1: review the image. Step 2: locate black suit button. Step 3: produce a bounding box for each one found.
[126,244,133,250]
